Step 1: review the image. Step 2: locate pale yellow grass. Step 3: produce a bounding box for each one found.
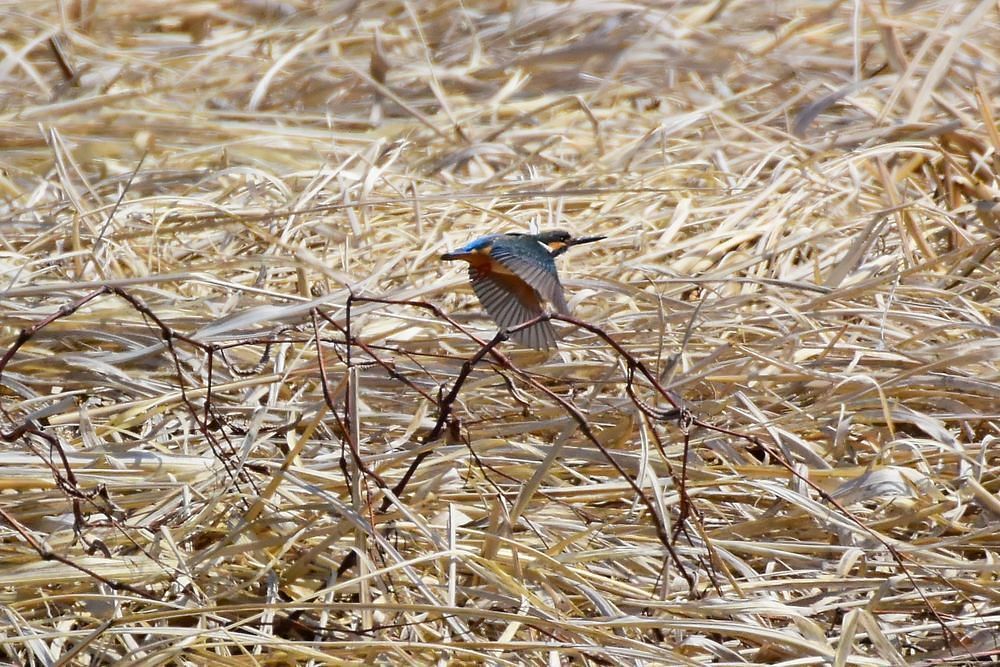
[1,0,999,665]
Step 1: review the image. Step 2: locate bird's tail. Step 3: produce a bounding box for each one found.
[509,318,558,350]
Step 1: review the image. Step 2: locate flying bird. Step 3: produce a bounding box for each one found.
[441,230,606,349]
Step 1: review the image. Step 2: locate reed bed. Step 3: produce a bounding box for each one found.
[1,0,999,664]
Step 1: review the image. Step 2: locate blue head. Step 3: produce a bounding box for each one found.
[532,230,606,257]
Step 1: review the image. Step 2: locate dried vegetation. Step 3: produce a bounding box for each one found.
[1,0,1000,664]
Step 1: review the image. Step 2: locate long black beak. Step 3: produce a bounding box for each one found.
[551,234,606,257]
[569,234,606,247]
[440,251,462,261]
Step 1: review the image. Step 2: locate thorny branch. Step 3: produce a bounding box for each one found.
[0,286,965,648]
[0,286,252,595]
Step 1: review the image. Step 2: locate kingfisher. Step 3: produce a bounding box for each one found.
[441,230,606,349]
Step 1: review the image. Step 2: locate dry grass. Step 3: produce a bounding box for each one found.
[2,0,1000,664]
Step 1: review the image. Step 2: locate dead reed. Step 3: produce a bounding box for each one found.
[1,0,999,664]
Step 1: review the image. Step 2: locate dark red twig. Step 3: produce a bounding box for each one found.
[0,285,966,646]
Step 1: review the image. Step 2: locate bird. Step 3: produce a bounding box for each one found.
[441,230,606,349]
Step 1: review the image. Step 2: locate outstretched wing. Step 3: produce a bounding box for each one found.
[469,265,558,350]
[489,239,570,314]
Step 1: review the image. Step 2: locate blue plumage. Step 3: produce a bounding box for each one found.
[441,230,605,349]
[454,235,500,253]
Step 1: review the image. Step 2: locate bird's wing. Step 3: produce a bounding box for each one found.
[489,243,570,314]
[469,265,558,350]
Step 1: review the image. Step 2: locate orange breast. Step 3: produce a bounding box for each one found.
[471,262,540,307]
[468,254,516,277]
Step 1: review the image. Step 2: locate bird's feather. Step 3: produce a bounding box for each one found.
[469,265,558,349]
[489,238,570,314]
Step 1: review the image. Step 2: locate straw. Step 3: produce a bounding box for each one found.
[1,1,998,663]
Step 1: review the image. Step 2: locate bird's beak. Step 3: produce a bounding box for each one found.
[549,234,605,257]
[568,234,606,247]
[440,251,463,261]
